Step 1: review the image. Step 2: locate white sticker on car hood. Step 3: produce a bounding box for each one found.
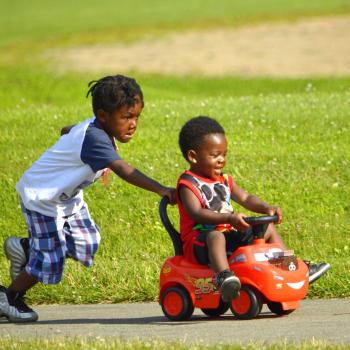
[287,281,305,290]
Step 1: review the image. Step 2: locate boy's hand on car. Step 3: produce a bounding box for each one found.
[230,213,250,231]
[266,206,283,224]
[161,187,177,204]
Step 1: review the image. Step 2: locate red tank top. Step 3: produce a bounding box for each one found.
[176,170,234,247]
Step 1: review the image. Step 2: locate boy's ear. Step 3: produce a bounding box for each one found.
[96,109,108,123]
[187,149,197,164]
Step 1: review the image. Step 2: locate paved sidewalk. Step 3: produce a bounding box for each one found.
[1,299,350,345]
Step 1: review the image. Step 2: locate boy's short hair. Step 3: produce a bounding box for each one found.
[86,75,144,115]
[179,116,225,160]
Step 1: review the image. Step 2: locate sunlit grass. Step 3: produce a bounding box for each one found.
[0,0,349,313]
[1,86,349,303]
[0,337,349,350]
[1,0,349,48]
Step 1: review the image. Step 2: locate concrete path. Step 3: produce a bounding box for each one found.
[1,299,350,345]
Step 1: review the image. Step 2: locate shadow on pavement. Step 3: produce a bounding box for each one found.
[5,311,278,326]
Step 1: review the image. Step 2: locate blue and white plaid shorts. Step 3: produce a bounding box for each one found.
[21,203,101,285]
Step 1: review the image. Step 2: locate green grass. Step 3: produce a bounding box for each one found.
[1,79,349,303]
[1,67,350,108]
[0,337,349,350]
[1,0,349,48]
[0,0,349,319]
[0,3,349,349]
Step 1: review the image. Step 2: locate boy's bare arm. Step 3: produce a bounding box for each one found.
[108,159,176,203]
[231,182,282,223]
[60,125,76,136]
[179,186,250,231]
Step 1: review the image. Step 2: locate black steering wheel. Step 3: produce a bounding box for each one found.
[244,215,279,225]
[243,215,279,239]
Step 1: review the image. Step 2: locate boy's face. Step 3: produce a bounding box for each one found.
[188,133,227,180]
[97,95,143,143]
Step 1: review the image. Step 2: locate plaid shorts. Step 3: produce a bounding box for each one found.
[21,202,101,285]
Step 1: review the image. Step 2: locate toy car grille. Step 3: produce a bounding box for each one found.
[268,255,299,271]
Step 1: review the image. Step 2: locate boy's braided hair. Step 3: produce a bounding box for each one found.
[179,116,225,161]
[86,75,144,115]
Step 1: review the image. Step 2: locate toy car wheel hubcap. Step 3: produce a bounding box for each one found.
[164,291,183,316]
[232,290,251,314]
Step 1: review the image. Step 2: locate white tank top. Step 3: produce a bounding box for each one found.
[16,118,104,217]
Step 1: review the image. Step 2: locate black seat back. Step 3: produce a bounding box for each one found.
[159,196,183,256]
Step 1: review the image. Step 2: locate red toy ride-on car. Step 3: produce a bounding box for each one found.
[158,197,309,321]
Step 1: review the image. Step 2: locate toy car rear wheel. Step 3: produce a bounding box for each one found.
[230,285,262,320]
[267,302,295,316]
[161,286,194,321]
[201,299,230,317]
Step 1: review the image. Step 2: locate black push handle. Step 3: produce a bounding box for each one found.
[159,196,183,256]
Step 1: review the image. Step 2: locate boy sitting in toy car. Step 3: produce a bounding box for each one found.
[176,116,330,302]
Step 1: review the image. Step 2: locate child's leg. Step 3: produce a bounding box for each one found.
[264,223,287,250]
[8,270,38,293]
[1,206,68,323]
[195,230,241,302]
[21,208,67,285]
[206,230,230,273]
[64,204,100,267]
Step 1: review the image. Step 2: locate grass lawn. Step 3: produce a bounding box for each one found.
[1,74,349,303]
[1,0,350,47]
[1,337,350,350]
[0,1,350,348]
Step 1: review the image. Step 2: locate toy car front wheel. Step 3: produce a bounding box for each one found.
[161,286,194,321]
[230,285,262,320]
[267,302,295,316]
[201,299,230,317]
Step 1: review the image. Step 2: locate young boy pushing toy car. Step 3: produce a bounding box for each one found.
[1,74,175,322]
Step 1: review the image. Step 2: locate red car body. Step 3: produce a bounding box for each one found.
[158,197,309,320]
